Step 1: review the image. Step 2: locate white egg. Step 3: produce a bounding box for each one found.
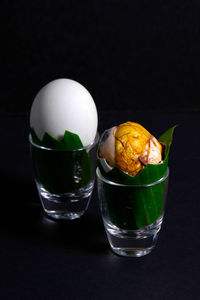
[30,78,98,146]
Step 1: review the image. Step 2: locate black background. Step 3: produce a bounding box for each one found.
[2,0,200,114]
[1,1,200,299]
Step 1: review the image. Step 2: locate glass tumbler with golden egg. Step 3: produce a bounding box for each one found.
[97,122,176,257]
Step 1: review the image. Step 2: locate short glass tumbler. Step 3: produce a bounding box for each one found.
[96,167,169,257]
[30,134,99,220]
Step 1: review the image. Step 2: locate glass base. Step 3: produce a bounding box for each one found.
[104,217,162,257]
[36,181,94,220]
[44,210,86,220]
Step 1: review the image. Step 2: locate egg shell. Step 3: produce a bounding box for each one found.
[30,78,98,146]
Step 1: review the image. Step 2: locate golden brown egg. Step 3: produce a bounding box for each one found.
[115,122,162,176]
[99,121,163,176]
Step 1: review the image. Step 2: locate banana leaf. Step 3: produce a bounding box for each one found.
[42,132,67,150]
[30,128,93,194]
[98,125,177,230]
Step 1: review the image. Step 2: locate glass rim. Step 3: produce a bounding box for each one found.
[29,132,99,152]
[96,167,169,187]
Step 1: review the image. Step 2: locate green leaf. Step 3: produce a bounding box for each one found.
[159,124,178,146]
[42,132,66,150]
[101,172,168,230]
[30,128,84,151]
[30,128,93,194]
[63,130,83,150]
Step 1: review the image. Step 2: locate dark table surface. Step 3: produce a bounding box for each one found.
[0,111,199,300]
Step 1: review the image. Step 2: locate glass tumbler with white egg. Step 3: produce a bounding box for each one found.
[29,78,99,220]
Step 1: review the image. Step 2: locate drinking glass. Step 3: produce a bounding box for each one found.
[96,167,169,257]
[29,134,99,220]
